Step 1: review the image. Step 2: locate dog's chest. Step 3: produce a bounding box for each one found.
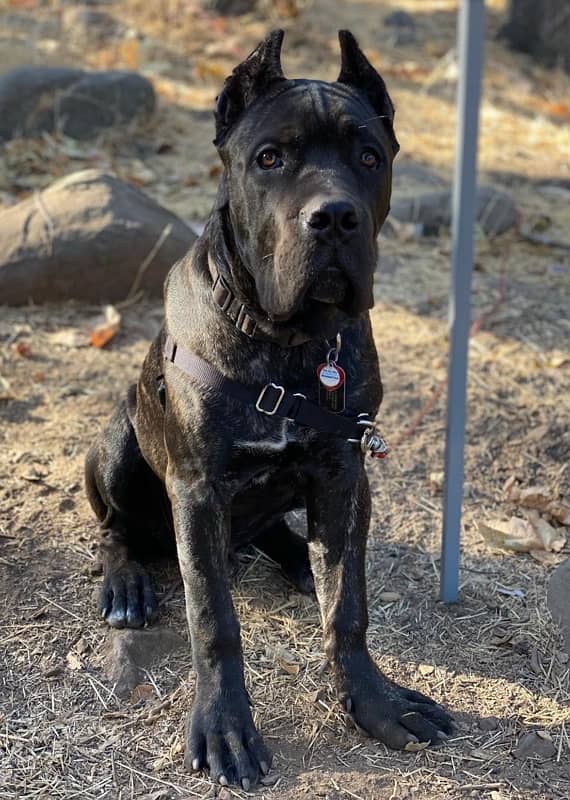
[234,418,293,454]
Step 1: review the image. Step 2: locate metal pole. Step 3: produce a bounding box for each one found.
[441,0,485,603]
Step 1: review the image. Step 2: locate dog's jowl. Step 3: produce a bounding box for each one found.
[85,29,453,789]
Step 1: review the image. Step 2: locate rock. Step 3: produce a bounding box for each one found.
[513,731,556,761]
[61,71,154,140]
[0,67,155,142]
[105,627,187,698]
[62,6,125,47]
[479,716,500,731]
[0,67,82,142]
[384,10,417,46]
[62,8,126,47]
[393,160,446,193]
[547,557,570,658]
[197,0,257,14]
[390,186,518,237]
[0,170,196,304]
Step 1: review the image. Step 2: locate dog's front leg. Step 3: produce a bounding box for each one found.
[166,473,271,789]
[307,460,453,748]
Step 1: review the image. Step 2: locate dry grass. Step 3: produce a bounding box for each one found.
[1,1,570,798]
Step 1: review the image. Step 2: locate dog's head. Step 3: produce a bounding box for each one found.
[210,29,398,342]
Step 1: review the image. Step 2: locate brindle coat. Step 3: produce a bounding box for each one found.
[85,30,452,790]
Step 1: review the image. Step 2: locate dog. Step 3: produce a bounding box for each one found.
[85,30,452,789]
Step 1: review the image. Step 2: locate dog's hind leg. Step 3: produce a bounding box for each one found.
[85,389,170,628]
[252,519,314,594]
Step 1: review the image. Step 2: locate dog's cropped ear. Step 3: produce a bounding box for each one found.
[214,29,286,147]
[337,30,399,154]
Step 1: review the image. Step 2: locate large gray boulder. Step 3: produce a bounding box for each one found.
[390,185,518,237]
[0,170,197,305]
[0,67,155,142]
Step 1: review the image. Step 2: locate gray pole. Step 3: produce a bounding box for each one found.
[441,0,485,603]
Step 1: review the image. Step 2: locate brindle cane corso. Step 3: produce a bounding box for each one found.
[85,30,453,789]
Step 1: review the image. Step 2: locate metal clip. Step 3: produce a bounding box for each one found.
[360,427,390,459]
[326,331,342,365]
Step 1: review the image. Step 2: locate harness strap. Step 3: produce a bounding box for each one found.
[163,334,386,452]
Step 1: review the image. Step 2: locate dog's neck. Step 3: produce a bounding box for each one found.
[201,209,317,348]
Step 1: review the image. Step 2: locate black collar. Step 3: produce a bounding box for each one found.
[208,253,311,348]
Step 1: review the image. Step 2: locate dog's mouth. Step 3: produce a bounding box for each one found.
[266,269,350,325]
[307,268,349,306]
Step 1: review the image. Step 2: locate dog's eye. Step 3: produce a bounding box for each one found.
[257,149,283,170]
[360,149,380,169]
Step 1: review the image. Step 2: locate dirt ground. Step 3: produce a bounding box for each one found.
[1,1,569,799]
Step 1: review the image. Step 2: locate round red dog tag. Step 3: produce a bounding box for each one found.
[317,363,345,391]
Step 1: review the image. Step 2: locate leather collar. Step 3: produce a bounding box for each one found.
[208,252,311,348]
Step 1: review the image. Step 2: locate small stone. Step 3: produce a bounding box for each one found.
[75,637,90,655]
[418,664,435,676]
[62,8,125,47]
[378,591,402,603]
[105,626,186,698]
[58,498,76,512]
[479,716,500,731]
[547,557,570,659]
[513,731,556,761]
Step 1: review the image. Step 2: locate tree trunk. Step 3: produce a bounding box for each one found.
[501,0,570,73]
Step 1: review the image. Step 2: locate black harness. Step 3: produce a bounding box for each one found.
[162,333,389,459]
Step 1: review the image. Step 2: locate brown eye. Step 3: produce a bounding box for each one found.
[360,149,380,169]
[257,149,283,170]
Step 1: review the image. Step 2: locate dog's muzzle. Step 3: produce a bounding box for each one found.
[308,268,350,305]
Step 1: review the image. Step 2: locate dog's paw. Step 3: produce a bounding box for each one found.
[99,563,157,628]
[339,653,454,749]
[185,688,272,789]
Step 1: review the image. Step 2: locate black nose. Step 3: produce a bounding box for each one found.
[303,198,359,240]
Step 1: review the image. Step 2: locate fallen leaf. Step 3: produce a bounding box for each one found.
[518,486,551,509]
[545,101,570,120]
[548,352,569,369]
[66,651,82,670]
[90,305,121,348]
[478,515,566,553]
[418,664,435,676]
[0,376,13,400]
[130,683,156,704]
[528,511,566,552]
[279,659,300,676]
[429,471,444,492]
[75,637,90,655]
[405,740,430,752]
[43,665,64,678]
[194,59,229,82]
[529,549,561,565]
[503,481,570,525]
[503,474,517,495]
[548,501,570,526]
[119,38,140,70]
[15,340,32,358]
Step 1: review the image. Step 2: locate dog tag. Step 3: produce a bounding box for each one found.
[317,362,346,413]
